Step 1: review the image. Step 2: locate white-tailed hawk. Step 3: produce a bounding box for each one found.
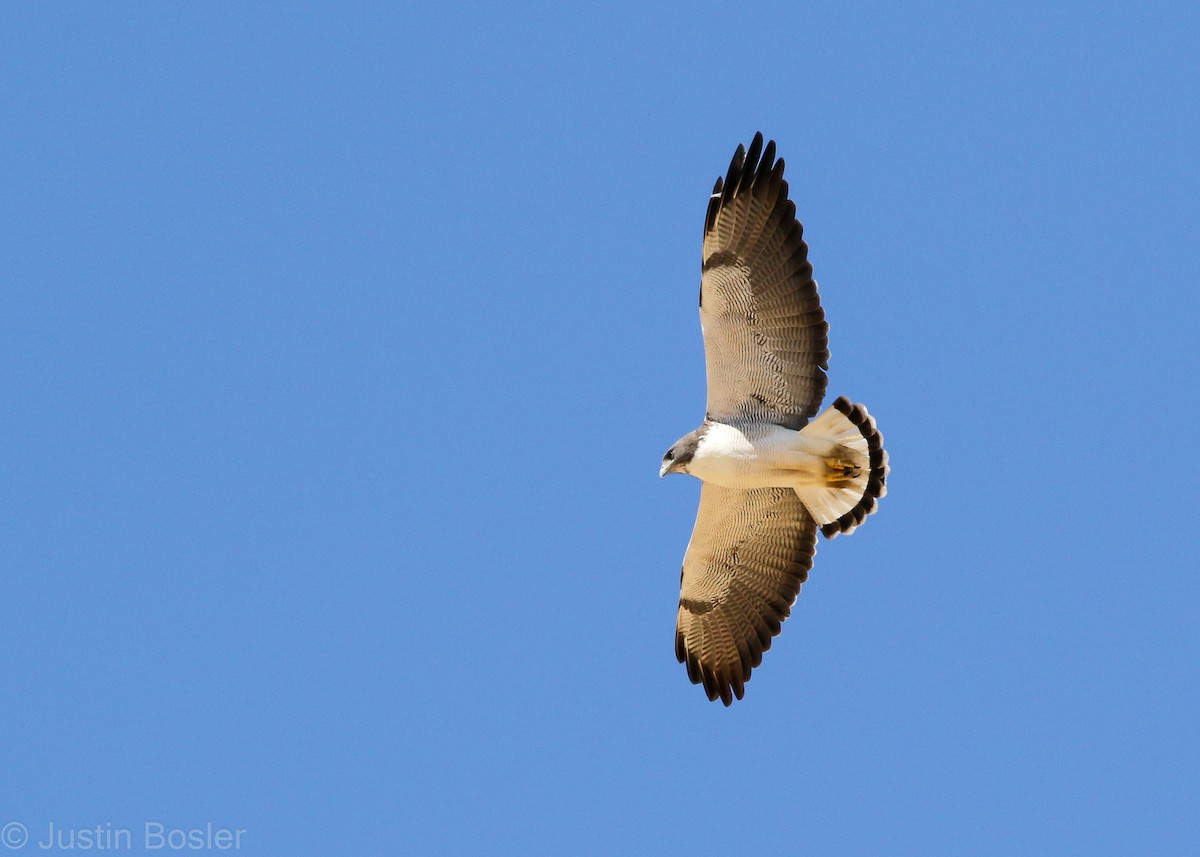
[660,133,889,705]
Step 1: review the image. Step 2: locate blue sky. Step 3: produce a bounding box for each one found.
[2,2,1198,854]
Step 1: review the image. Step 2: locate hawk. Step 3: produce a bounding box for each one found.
[660,133,889,705]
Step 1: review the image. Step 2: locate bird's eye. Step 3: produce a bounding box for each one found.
[666,451,674,460]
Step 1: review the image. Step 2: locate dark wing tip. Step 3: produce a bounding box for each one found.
[721,143,747,204]
[704,176,725,236]
[738,134,764,193]
[706,134,785,240]
[753,139,777,191]
[719,134,782,203]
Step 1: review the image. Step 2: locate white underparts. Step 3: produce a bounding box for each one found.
[689,407,875,527]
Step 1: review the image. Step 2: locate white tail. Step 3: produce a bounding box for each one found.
[793,397,888,538]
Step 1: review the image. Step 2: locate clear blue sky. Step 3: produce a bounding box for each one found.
[2,3,1198,855]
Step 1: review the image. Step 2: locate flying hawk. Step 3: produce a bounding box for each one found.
[660,133,888,705]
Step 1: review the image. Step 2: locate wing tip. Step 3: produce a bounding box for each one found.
[707,133,785,232]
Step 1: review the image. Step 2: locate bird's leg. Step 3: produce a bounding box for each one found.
[823,458,862,487]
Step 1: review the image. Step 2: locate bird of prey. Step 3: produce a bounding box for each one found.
[660,133,888,705]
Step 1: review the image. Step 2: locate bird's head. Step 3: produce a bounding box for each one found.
[660,429,703,478]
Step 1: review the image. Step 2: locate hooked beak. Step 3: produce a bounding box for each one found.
[659,460,673,478]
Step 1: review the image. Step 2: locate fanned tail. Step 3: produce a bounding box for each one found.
[792,397,888,538]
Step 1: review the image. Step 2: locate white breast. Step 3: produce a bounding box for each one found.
[689,422,824,490]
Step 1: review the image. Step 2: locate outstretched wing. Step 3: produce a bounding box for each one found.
[701,133,829,430]
[676,483,818,705]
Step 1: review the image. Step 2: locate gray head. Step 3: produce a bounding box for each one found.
[660,428,704,478]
